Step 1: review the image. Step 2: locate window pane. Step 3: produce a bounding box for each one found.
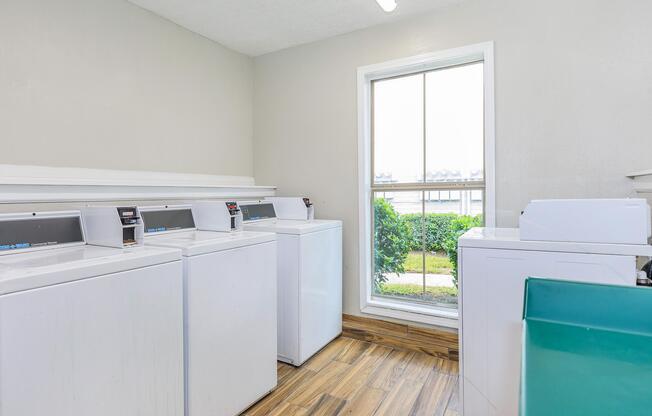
[424,189,484,216]
[373,191,423,303]
[373,74,424,184]
[420,192,484,309]
[425,62,484,183]
[373,190,484,309]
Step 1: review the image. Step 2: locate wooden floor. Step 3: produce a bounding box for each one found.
[243,336,459,416]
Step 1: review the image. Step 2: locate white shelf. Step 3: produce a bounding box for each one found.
[627,169,652,178]
[627,169,652,194]
[633,183,652,193]
[0,164,276,204]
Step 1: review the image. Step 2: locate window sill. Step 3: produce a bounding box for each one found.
[362,298,458,329]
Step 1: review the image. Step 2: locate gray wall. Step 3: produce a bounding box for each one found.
[0,0,254,176]
[253,0,652,319]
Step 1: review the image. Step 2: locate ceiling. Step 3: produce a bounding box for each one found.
[128,0,460,56]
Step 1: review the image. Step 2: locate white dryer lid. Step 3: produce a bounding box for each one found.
[243,219,342,235]
[144,230,276,256]
[0,245,181,295]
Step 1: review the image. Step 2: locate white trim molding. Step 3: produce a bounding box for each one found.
[357,42,496,328]
[0,164,276,203]
[362,303,459,329]
[627,169,652,194]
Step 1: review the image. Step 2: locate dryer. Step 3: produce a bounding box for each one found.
[240,199,342,366]
[0,210,184,416]
[139,204,277,416]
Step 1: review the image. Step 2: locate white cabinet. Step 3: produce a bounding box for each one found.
[458,228,645,416]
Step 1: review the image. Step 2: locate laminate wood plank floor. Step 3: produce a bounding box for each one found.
[243,336,459,416]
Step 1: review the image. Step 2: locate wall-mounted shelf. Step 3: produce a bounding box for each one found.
[627,169,652,193]
[0,164,276,204]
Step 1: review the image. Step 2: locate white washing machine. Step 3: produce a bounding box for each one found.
[240,199,342,366]
[139,204,277,416]
[0,210,184,416]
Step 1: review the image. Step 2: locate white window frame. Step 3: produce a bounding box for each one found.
[357,42,496,328]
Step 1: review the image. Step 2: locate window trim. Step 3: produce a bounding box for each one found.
[357,42,495,327]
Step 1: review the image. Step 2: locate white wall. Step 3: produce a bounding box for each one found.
[0,0,254,176]
[253,0,652,320]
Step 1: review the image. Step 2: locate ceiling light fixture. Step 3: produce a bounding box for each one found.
[375,0,397,12]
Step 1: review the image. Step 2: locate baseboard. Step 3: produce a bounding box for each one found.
[342,314,459,361]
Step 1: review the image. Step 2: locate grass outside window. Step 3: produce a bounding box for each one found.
[403,251,452,275]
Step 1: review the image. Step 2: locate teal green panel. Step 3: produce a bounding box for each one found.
[521,278,652,416]
[523,277,652,334]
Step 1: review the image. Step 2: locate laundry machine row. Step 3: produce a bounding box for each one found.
[0,197,343,416]
[0,203,279,416]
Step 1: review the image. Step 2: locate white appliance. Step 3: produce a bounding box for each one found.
[459,199,652,416]
[240,200,342,366]
[193,200,243,231]
[520,198,651,244]
[265,196,314,220]
[139,204,277,416]
[0,210,184,416]
[82,205,145,248]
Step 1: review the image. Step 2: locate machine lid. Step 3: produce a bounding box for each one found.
[242,219,342,235]
[139,205,196,234]
[144,230,276,256]
[458,227,652,257]
[0,245,181,296]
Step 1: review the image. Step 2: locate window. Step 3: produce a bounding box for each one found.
[358,43,495,327]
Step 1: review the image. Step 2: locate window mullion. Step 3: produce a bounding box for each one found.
[422,71,427,186]
[422,72,427,295]
[421,192,426,294]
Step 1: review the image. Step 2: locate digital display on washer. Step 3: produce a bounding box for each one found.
[0,216,84,251]
[241,203,276,222]
[141,209,196,233]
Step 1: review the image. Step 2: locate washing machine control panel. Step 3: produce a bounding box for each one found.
[117,207,139,226]
[226,202,240,216]
[116,207,140,246]
[81,206,145,248]
[225,202,243,231]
